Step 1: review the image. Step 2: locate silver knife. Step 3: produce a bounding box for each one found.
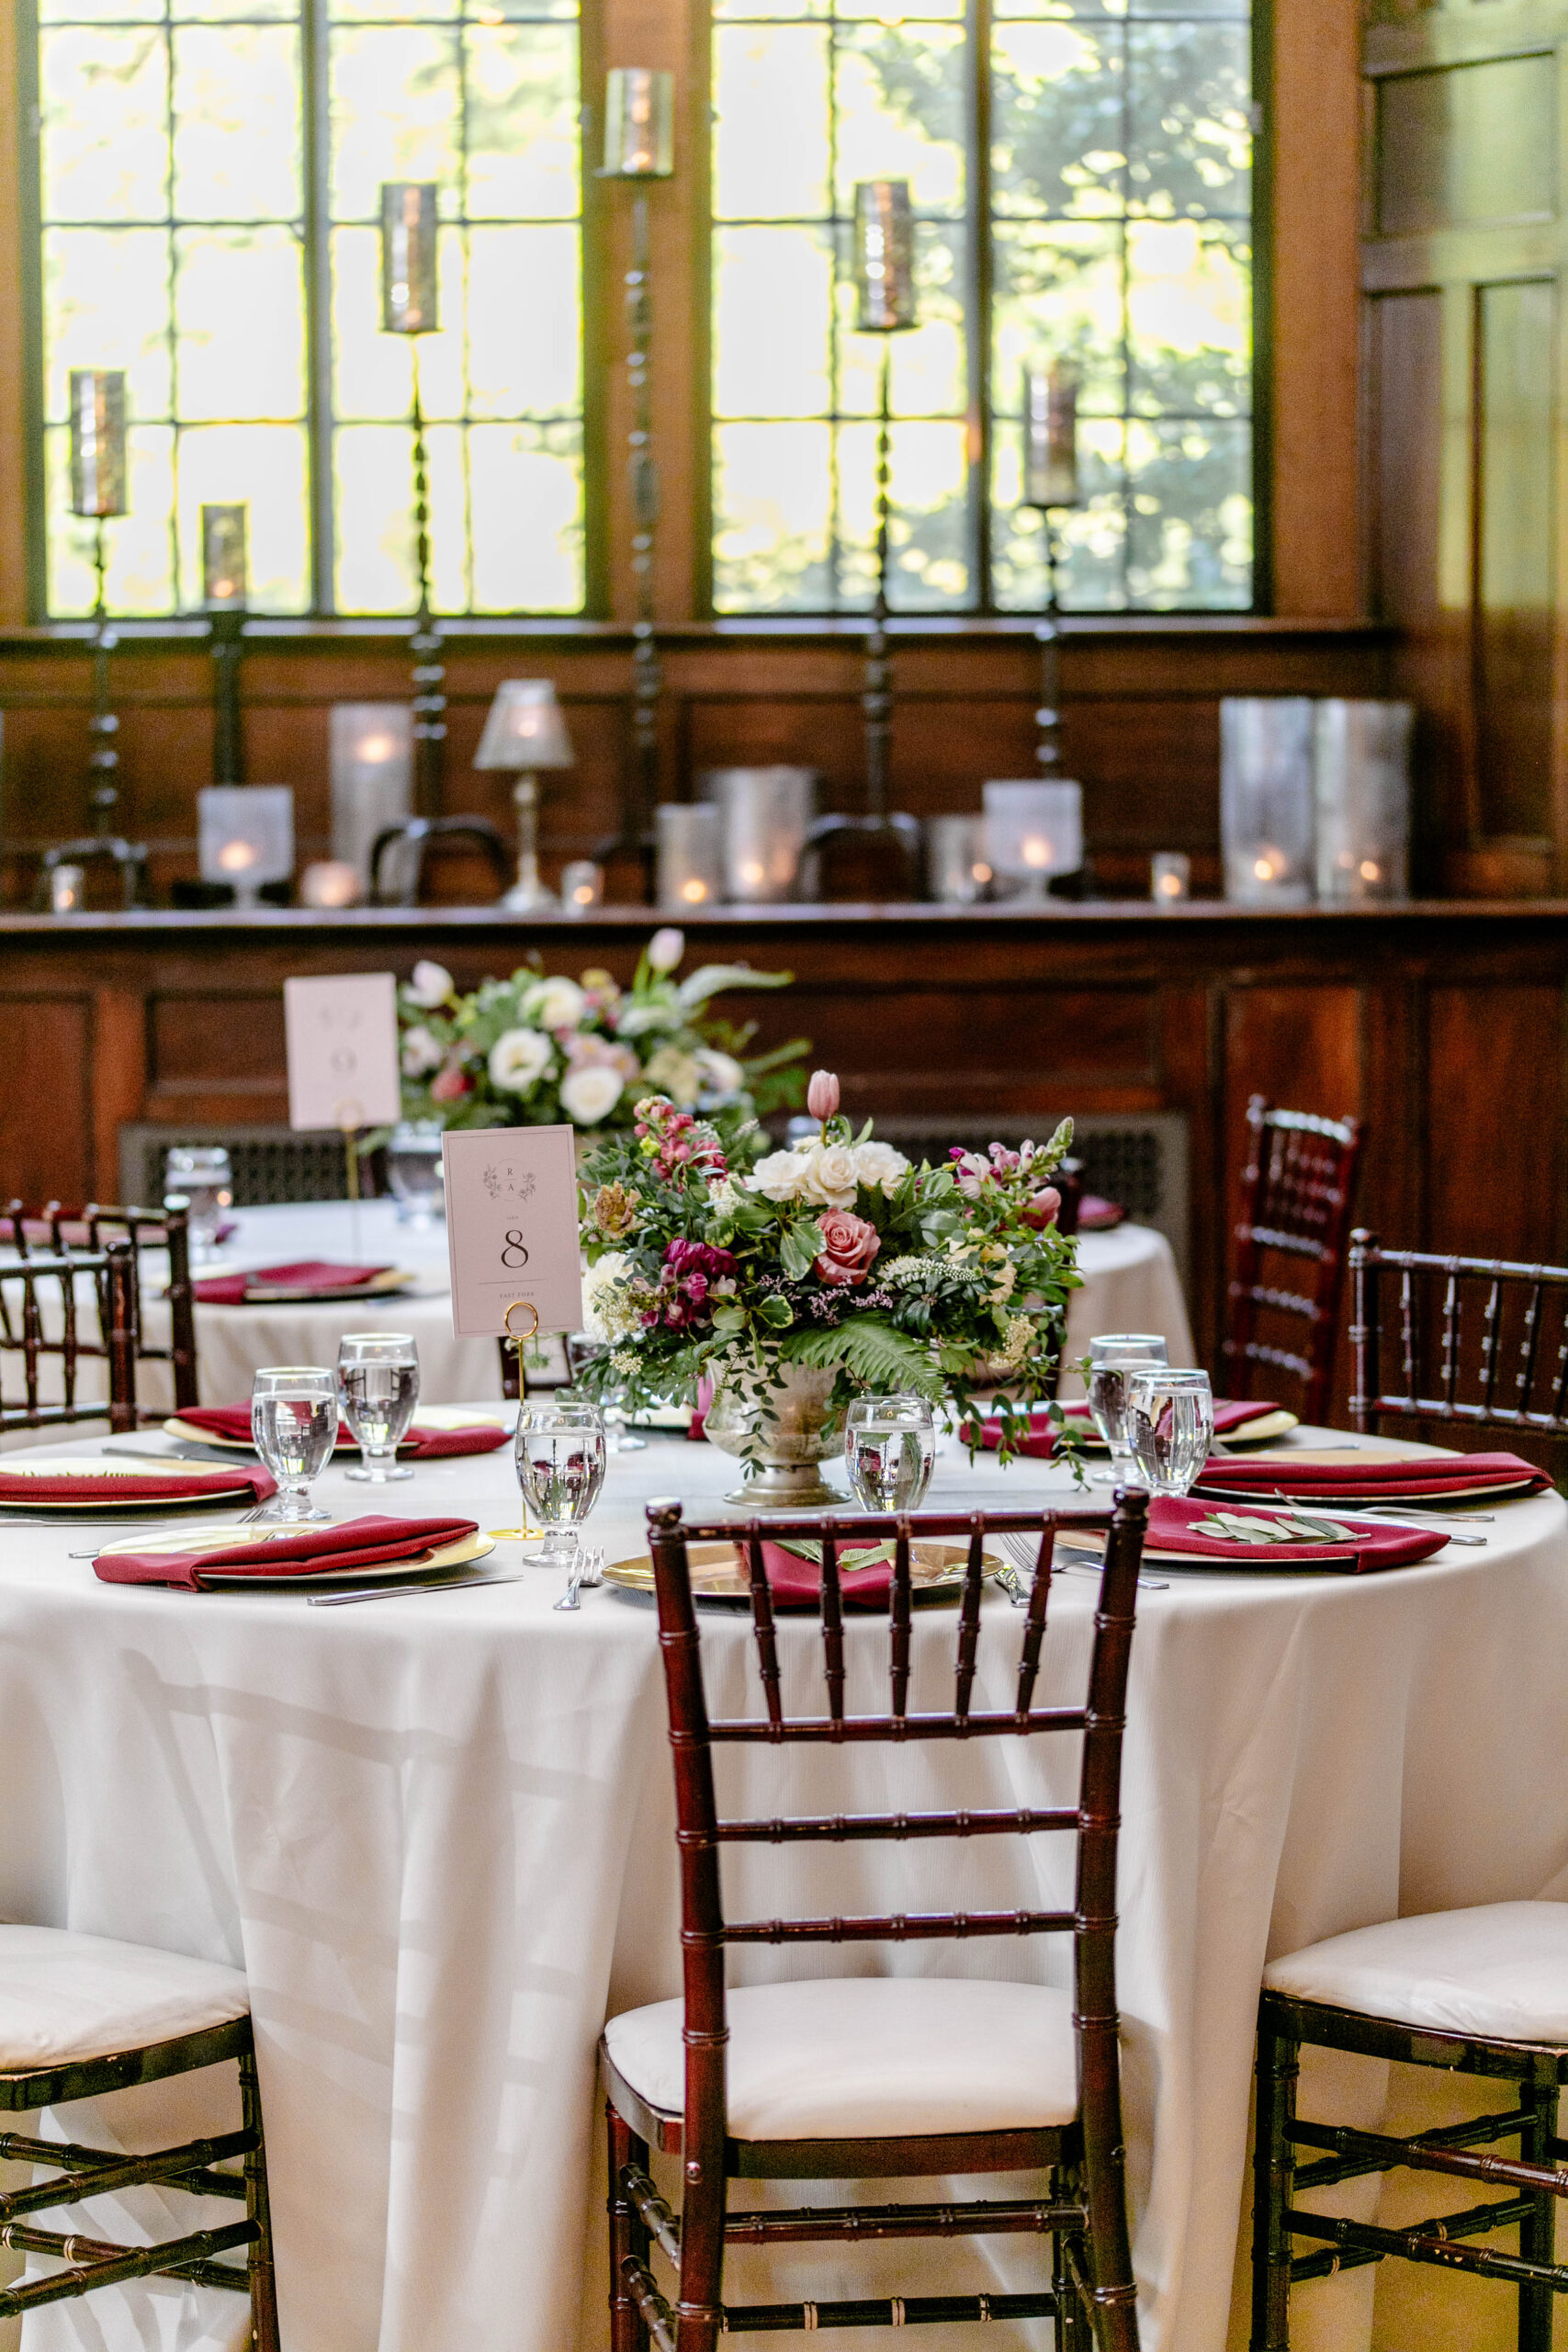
[307,1574,525,1608]
[101,1440,261,1467]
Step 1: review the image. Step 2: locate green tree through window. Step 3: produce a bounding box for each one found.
[710,0,1253,614]
[30,0,584,616]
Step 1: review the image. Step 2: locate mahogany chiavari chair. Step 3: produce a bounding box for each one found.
[601,1488,1151,2352]
[1223,1096,1364,1426]
[1348,1227,1568,1442]
[0,1927,279,2348]
[0,1240,138,1434]
[1,1199,197,1417]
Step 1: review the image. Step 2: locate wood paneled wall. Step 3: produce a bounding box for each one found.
[0,619,1390,908]
[1,899,1562,1408]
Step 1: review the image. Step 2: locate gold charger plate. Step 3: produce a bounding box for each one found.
[164,1405,512,1457]
[0,1457,260,1513]
[93,1523,495,1588]
[604,1539,1006,1610]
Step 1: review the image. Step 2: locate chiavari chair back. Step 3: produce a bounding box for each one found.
[0,1241,138,1435]
[1,1199,197,1416]
[600,1489,1150,2352]
[1348,1227,1568,1441]
[1224,1095,1364,1425]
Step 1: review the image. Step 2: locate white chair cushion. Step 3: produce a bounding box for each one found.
[0,1926,249,2074]
[1264,1902,1568,2045]
[604,1977,1078,2141]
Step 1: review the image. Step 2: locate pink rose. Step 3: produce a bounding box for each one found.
[807,1069,841,1123]
[1021,1186,1061,1230]
[430,1065,472,1102]
[814,1209,881,1288]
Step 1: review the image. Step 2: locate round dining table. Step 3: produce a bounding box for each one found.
[0,1420,1563,2352]
[141,1199,1196,1410]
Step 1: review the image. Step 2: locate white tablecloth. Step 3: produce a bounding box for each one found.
[121,1199,1194,1409]
[0,1426,1562,2352]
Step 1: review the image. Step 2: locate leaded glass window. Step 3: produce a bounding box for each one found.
[32,0,584,616]
[710,0,1254,614]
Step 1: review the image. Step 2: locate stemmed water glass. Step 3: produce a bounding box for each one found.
[1087,1334,1169,1485]
[386,1123,446,1227]
[164,1145,232,1262]
[337,1332,419,1482]
[251,1366,336,1522]
[844,1394,936,1510]
[515,1399,606,1566]
[1124,1367,1214,1498]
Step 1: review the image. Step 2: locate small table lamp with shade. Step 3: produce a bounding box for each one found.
[476,681,575,911]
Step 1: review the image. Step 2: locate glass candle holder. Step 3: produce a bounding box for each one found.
[201,504,247,609]
[1220,699,1315,907]
[560,859,604,911]
[197,785,295,907]
[602,67,675,177]
[380,183,439,334]
[925,814,991,903]
[1314,701,1413,904]
[68,371,128,518]
[852,179,917,333]
[698,767,816,903]
[1022,363,1080,510]
[656,802,723,908]
[300,860,361,910]
[983,779,1083,900]
[330,705,413,891]
[49,864,86,914]
[1151,852,1191,905]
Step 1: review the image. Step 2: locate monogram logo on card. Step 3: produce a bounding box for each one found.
[481,1165,539,1204]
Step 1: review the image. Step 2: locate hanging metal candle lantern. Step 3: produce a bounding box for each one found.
[68,370,128,519]
[380,182,439,335]
[1022,362,1081,513]
[852,179,917,334]
[603,67,674,178]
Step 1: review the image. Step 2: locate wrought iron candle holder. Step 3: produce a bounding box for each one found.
[1021,363,1081,790]
[202,502,247,786]
[38,370,147,910]
[804,179,921,892]
[593,68,675,900]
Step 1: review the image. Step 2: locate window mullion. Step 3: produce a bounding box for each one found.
[301,0,334,615]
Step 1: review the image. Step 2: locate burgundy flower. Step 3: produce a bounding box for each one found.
[430,1065,472,1102]
[1021,1186,1061,1231]
[814,1209,881,1288]
[664,1237,739,1284]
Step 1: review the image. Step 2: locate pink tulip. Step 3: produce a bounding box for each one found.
[807,1069,840,1123]
[1021,1186,1061,1230]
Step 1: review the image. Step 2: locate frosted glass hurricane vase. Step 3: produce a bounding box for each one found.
[1314,701,1412,903]
[1220,700,1314,907]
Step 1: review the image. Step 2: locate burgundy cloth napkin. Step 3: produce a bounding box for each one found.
[1141,1496,1447,1572]
[0,1463,276,1507]
[1078,1195,1124,1230]
[191,1261,390,1306]
[730,1538,900,1611]
[176,1406,508,1459]
[1193,1450,1551,1500]
[967,1397,1283,1461]
[94,1512,479,1591]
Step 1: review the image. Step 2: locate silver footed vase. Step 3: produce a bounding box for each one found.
[704,1361,846,1509]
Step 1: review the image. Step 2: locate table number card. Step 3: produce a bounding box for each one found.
[283,973,401,1132]
[443,1125,583,1337]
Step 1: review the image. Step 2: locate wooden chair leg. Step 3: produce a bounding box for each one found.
[606,2102,649,2352]
[1053,2165,1094,2352]
[239,2044,280,2352]
[673,2167,725,2352]
[1517,2064,1557,2352]
[1251,2001,1298,2352]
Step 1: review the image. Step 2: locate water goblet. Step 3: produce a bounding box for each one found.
[844,1394,937,1511]
[337,1331,419,1481]
[164,1145,232,1262]
[251,1366,336,1522]
[1124,1367,1214,1498]
[515,1399,606,1566]
[1087,1333,1169,1485]
[386,1122,445,1227]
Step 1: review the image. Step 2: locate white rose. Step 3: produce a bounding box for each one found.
[647,926,684,975]
[694,1046,745,1101]
[798,1142,860,1209]
[406,959,454,1010]
[525,976,587,1033]
[747,1148,809,1204]
[852,1139,910,1195]
[400,1023,444,1077]
[488,1027,553,1094]
[582,1250,634,1341]
[560,1064,624,1125]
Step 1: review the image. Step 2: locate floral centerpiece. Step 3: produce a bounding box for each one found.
[389,927,808,1136]
[577,1069,1081,1503]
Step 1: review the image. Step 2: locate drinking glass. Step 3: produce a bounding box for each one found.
[337,1332,419,1481]
[844,1394,936,1511]
[515,1399,606,1564]
[386,1122,445,1227]
[251,1367,336,1522]
[1125,1368,1215,1498]
[1087,1333,1170,1485]
[566,1331,646,1453]
[164,1145,232,1261]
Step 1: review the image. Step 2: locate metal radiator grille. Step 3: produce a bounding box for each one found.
[118,1125,363,1209]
